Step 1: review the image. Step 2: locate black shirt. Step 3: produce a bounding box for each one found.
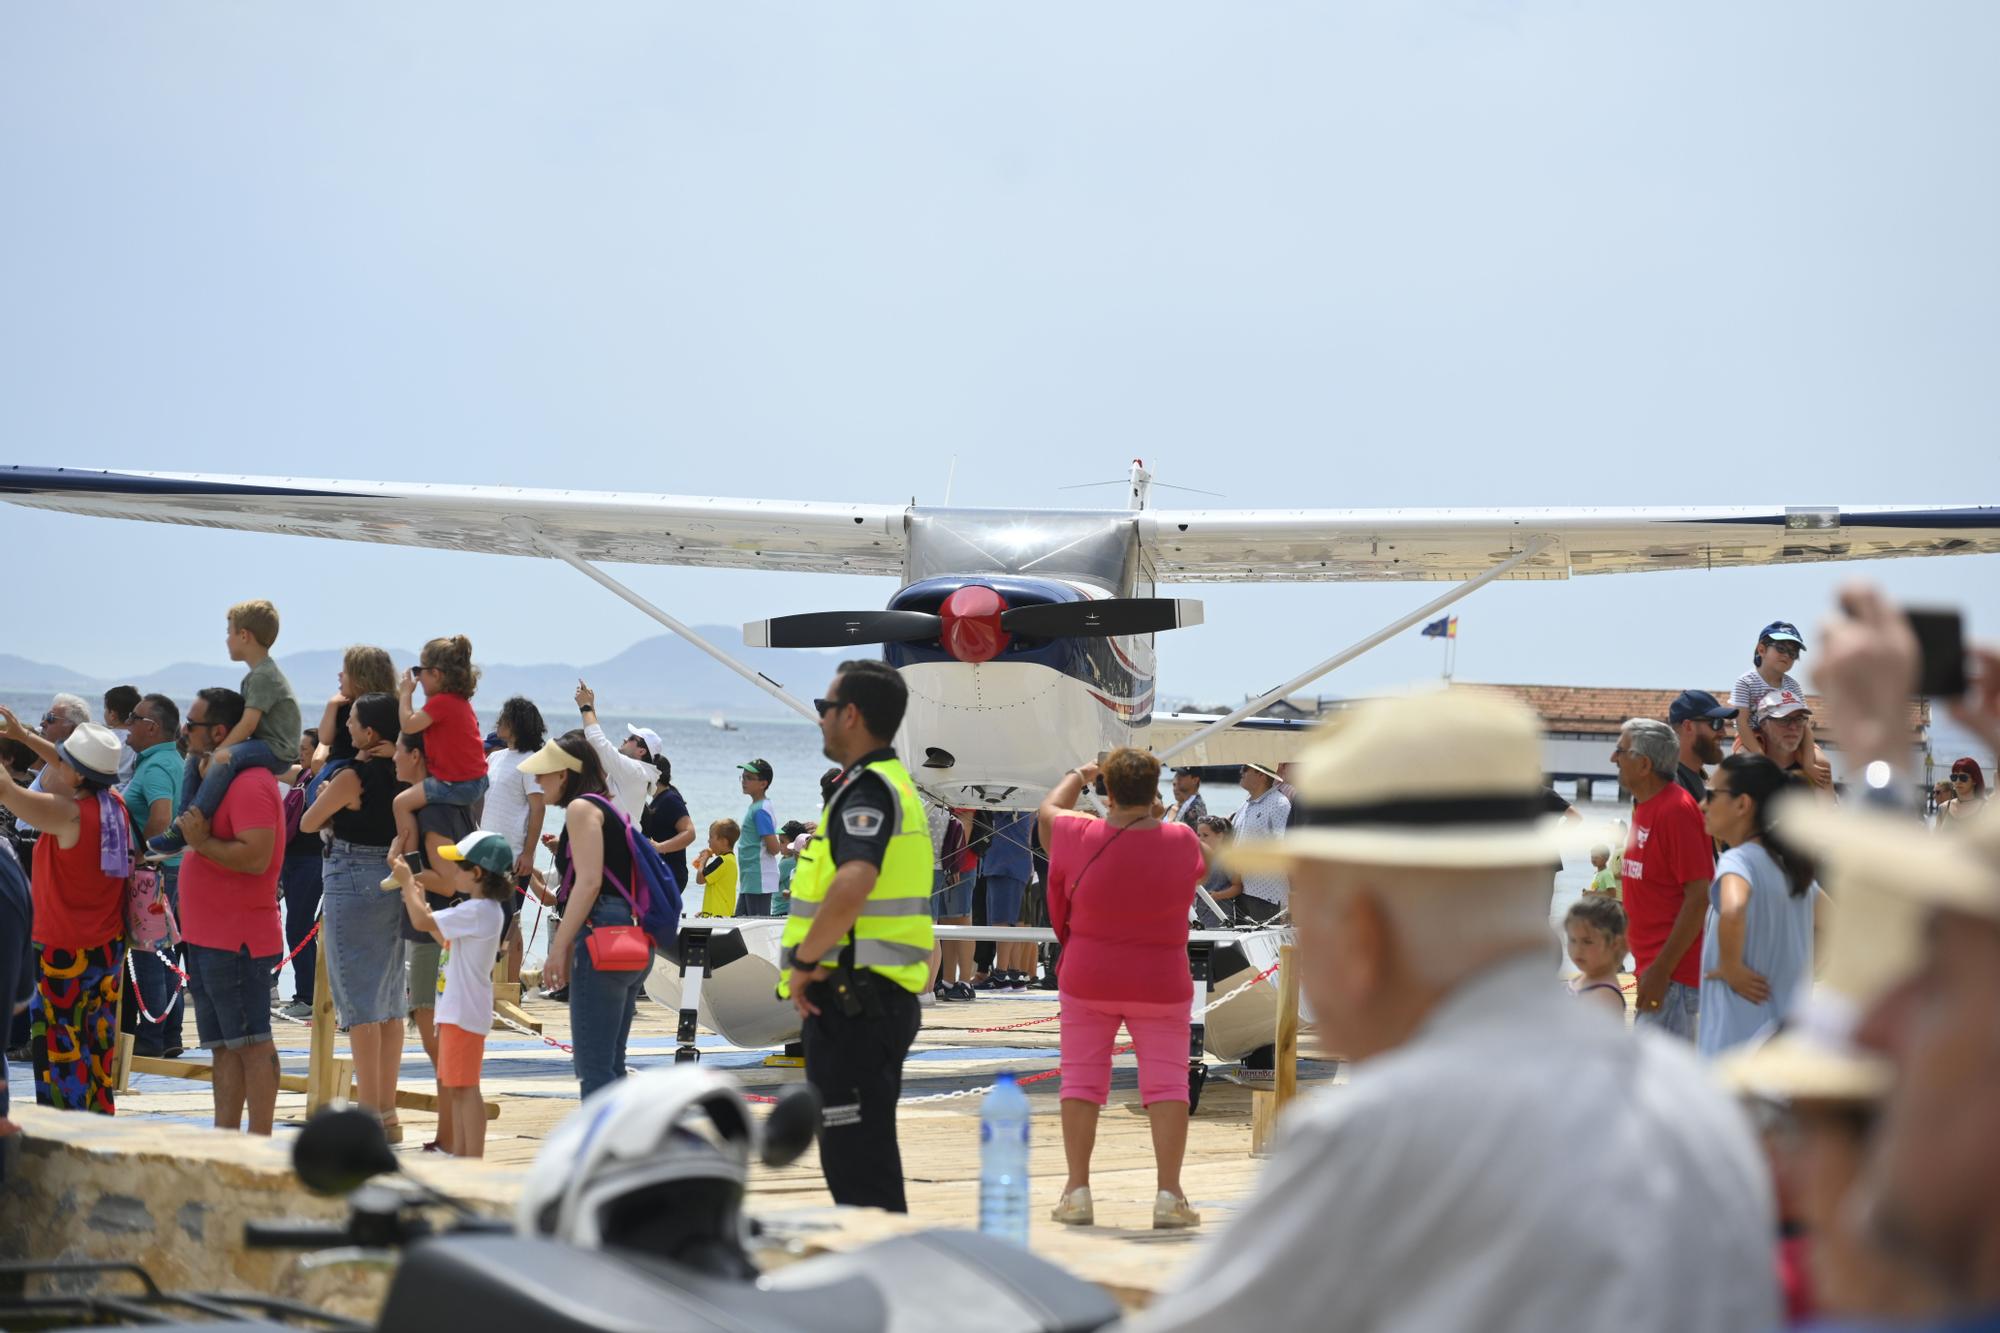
[329,757,401,847]
[641,785,692,891]
[1676,763,1709,806]
[824,748,899,870]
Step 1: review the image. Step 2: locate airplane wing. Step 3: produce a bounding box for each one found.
[1143,712,1318,768]
[1140,504,2000,582]
[0,466,906,575]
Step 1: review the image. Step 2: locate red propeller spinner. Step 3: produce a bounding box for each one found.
[939,585,1010,663]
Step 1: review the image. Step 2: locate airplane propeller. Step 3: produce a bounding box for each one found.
[744,594,1203,651]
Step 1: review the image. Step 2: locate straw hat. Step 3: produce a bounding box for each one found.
[1226,691,1583,872]
[1717,796,2000,1106]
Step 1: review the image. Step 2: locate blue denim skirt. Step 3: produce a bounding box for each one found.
[320,840,408,1027]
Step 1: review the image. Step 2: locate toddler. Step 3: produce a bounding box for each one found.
[1731,620,1808,757]
[387,830,508,1158]
[693,819,740,917]
[1586,845,1621,898]
[389,636,490,860]
[1564,896,1629,1019]
[150,600,300,855]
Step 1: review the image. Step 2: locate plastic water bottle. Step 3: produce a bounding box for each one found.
[978,1074,1032,1245]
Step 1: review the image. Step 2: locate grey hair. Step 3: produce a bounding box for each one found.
[1622,718,1678,778]
[48,693,91,724]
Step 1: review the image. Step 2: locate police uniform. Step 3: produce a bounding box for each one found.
[779,747,935,1212]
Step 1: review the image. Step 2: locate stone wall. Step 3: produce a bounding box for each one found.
[0,1107,518,1320]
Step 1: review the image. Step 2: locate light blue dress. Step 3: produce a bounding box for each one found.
[1697,843,1816,1058]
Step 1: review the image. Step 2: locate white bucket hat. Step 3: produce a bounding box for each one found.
[1226,691,1588,873]
[57,722,124,786]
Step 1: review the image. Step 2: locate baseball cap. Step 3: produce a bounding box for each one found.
[1754,689,1810,723]
[1759,620,1807,650]
[625,724,664,758]
[739,758,774,783]
[1667,689,1734,726]
[436,830,516,875]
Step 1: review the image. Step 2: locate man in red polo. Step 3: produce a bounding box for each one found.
[1614,717,1713,1041]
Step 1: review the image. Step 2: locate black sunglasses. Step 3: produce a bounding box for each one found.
[814,697,845,716]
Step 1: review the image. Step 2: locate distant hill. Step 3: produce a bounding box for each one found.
[0,630,843,718]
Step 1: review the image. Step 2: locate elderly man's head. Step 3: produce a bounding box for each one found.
[1290,858,1555,1062]
[41,693,90,744]
[1614,718,1678,790]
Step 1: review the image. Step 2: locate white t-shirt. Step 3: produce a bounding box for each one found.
[480,748,539,857]
[432,897,505,1035]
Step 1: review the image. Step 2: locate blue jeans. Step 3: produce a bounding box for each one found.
[154,740,286,850]
[280,854,323,1002]
[123,866,186,1055]
[423,774,489,806]
[569,895,653,1099]
[1635,979,1700,1041]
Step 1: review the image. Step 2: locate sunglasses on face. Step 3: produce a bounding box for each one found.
[1953,774,1974,784]
[1767,642,1801,656]
[814,697,845,717]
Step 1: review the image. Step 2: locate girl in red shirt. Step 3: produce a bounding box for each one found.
[388,635,489,864]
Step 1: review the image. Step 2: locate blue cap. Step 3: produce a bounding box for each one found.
[1759,621,1806,650]
[1668,689,1734,725]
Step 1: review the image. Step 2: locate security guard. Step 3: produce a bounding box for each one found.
[779,658,935,1212]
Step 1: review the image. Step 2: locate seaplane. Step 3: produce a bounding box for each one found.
[7,463,1996,1076]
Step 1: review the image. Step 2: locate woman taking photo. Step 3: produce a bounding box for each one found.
[300,692,407,1137]
[1038,748,1205,1230]
[0,712,131,1114]
[1697,752,1820,1058]
[521,731,653,1098]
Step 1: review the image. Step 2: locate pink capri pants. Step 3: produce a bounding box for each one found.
[1057,992,1192,1106]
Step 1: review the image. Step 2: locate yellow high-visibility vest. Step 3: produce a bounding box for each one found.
[778,754,935,997]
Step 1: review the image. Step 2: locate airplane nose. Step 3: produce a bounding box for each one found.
[939,585,1010,663]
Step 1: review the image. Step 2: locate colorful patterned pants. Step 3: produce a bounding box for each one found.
[30,940,126,1115]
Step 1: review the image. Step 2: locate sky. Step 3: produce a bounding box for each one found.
[3,3,1997,712]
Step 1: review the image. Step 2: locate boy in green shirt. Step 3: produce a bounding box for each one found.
[149,599,301,855]
[1587,844,1622,899]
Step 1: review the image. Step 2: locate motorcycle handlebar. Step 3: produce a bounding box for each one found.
[244,1220,356,1250]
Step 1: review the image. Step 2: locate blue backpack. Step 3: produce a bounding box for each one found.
[561,793,684,956]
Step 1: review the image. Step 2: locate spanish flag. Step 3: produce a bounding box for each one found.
[1420,616,1459,640]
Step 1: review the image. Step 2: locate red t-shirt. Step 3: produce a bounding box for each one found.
[30,792,127,950]
[421,692,485,783]
[1621,783,1713,987]
[178,769,285,957]
[1047,817,1201,1003]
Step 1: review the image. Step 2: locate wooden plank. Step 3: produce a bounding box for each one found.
[305,956,340,1112]
[1274,944,1299,1108]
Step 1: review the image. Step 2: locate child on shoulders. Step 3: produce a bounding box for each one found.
[1731,620,1809,757]
[390,636,490,860]
[150,600,300,855]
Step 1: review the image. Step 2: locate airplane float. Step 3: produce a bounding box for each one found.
[8,463,1995,1071]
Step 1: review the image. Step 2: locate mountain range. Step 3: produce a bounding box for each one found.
[0,628,846,718]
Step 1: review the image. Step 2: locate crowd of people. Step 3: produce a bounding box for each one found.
[5,582,2000,1330]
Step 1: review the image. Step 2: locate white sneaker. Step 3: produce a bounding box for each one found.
[1050,1186,1094,1226]
[1153,1191,1201,1229]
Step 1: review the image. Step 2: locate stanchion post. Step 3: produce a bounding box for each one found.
[305,951,339,1111]
[1186,940,1211,1114]
[1274,944,1299,1109]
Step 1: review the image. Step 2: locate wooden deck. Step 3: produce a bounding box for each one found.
[106,983,1346,1301]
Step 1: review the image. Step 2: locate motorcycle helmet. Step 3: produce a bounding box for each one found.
[517,1066,758,1277]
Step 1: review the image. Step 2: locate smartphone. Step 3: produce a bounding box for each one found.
[1908,608,1968,698]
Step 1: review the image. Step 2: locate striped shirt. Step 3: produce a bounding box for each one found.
[1730,670,1802,717]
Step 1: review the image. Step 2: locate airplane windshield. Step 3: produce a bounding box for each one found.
[905,510,1139,593]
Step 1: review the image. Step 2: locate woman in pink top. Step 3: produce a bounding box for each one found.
[1039,747,1204,1231]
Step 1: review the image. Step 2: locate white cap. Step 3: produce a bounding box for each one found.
[626,724,665,758]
